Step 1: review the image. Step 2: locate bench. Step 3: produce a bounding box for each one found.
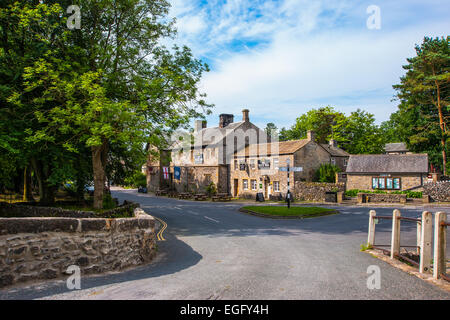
[155,189,168,196]
[212,193,231,202]
[178,192,191,200]
[194,193,208,201]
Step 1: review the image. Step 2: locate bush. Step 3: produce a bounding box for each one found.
[102,193,117,210]
[314,164,341,183]
[124,171,147,188]
[205,182,217,197]
[345,189,423,198]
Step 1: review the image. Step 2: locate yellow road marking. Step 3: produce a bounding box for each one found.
[153,216,168,241]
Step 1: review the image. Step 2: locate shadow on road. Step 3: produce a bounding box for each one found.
[0,232,202,300]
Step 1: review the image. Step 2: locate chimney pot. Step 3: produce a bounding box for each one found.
[194,120,207,132]
[329,139,337,147]
[242,109,249,122]
[219,114,234,128]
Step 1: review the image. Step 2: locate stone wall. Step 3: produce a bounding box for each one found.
[423,181,450,202]
[357,193,407,204]
[293,182,345,202]
[0,207,156,288]
[0,201,139,219]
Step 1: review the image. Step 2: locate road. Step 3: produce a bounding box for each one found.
[1,189,449,300]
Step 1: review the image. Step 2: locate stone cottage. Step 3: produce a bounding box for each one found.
[384,142,410,155]
[345,154,429,191]
[146,109,269,194]
[230,131,343,199]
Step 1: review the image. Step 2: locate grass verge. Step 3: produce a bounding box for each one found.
[240,206,338,219]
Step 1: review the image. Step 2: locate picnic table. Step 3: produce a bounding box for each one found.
[178,192,191,199]
[155,189,168,196]
[194,193,208,201]
[167,191,178,198]
[212,193,231,202]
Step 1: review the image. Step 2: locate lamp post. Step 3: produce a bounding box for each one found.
[286,158,291,208]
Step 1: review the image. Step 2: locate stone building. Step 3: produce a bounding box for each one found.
[230,131,340,199]
[384,142,410,155]
[345,154,429,191]
[320,139,350,171]
[146,109,269,194]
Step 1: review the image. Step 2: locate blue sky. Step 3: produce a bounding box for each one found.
[168,0,450,130]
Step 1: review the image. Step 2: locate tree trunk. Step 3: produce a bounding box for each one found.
[434,75,447,175]
[92,142,108,209]
[22,165,34,202]
[30,158,55,205]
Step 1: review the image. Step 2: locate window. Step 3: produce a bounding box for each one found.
[250,159,255,169]
[331,158,336,165]
[273,181,280,192]
[251,179,257,190]
[258,158,270,169]
[243,179,249,190]
[372,177,401,190]
[274,158,279,170]
[344,159,348,167]
[234,160,238,170]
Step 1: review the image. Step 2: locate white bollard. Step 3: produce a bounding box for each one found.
[433,212,447,279]
[419,211,432,273]
[368,210,376,247]
[391,209,401,259]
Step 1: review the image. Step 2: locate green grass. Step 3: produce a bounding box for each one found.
[241,206,337,218]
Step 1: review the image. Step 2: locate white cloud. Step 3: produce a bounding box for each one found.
[167,0,450,128]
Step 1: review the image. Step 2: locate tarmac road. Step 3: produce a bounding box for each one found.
[1,189,449,300]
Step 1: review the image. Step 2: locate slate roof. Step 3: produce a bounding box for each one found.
[384,142,409,153]
[236,139,310,157]
[346,154,428,174]
[170,121,246,150]
[320,144,350,157]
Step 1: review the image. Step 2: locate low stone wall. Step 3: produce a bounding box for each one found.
[358,193,407,204]
[423,181,450,202]
[0,207,156,288]
[293,182,345,202]
[0,200,139,218]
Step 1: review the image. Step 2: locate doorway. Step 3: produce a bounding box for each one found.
[234,179,239,197]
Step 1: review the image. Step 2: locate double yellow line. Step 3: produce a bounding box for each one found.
[153,216,168,241]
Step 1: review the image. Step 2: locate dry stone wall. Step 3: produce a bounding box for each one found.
[293,182,345,202]
[423,181,450,202]
[0,206,156,288]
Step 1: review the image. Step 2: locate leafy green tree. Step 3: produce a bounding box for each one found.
[284,106,345,143]
[314,163,341,183]
[2,0,212,208]
[392,36,449,174]
[264,122,278,138]
[331,109,385,154]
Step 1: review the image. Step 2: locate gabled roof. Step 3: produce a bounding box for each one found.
[384,142,409,153]
[320,144,350,157]
[171,122,246,151]
[236,139,310,157]
[346,154,428,174]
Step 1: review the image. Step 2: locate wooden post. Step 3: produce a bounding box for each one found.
[433,212,447,279]
[368,210,376,247]
[416,220,421,255]
[419,211,432,273]
[391,209,401,259]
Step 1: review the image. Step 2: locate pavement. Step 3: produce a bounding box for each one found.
[1,189,449,300]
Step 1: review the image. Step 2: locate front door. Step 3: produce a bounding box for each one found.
[234,179,238,197]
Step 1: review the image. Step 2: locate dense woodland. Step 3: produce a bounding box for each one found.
[0,1,448,207]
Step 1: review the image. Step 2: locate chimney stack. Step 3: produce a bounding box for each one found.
[307,130,315,142]
[194,120,207,132]
[242,109,249,122]
[219,114,234,128]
